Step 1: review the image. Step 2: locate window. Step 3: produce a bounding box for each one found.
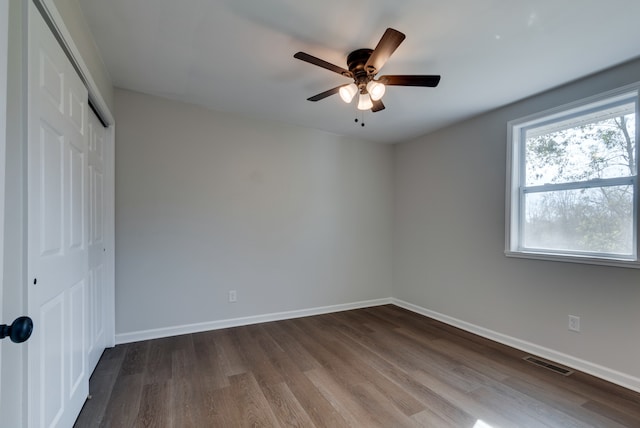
[506,85,639,267]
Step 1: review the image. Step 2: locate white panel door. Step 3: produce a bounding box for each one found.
[87,109,107,373]
[27,3,89,427]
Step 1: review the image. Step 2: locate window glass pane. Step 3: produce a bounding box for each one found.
[525,105,636,186]
[523,186,633,255]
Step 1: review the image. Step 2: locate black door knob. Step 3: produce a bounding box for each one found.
[0,316,34,343]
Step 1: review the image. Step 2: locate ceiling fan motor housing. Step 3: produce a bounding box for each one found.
[347,49,375,90]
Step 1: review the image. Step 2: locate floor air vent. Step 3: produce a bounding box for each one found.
[523,356,574,376]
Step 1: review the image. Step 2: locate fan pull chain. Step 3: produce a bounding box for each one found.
[354,108,365,127]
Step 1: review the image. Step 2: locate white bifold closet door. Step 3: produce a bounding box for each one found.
[87,107,108,374]
[27,2,90,426]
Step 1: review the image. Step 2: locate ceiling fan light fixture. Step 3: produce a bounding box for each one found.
[294,28,440,115]
[366,80,386,101]
[357,92,373,110]
[339,83,358,103]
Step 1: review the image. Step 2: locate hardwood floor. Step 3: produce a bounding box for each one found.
[74,305,640,427]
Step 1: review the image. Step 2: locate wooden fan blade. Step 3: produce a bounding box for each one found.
[364,28,406,74]
[378,75,441,87]
[294,52,352,77]
[307,86,342,102]
[371,99,385,112]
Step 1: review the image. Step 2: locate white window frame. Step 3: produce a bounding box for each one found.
[506,83,640,268]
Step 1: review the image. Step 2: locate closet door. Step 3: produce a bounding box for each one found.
[27,2,89,426]
[87,108,108,373]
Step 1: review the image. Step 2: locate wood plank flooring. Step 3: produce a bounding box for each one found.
[74,305,640,427]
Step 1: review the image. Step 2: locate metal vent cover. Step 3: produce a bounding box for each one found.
[523,355,574,376]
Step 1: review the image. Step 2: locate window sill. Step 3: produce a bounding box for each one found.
[505,250,640,269]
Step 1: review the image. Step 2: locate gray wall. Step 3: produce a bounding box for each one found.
[114,89,394,336]
[393,57,640,384]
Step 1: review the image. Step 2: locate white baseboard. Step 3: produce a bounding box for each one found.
[115,297,393,345]
[391,298,640,394]
[115,296,640,393]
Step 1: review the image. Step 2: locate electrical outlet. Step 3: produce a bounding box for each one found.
[228,290,237,303]
[568,315,580,332]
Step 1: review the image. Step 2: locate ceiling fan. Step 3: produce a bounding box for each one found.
[294,28,441,113]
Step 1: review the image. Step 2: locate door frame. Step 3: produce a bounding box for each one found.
[33,0,115,348]
[0,0,9,407]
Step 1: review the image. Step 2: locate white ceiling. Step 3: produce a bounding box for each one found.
[78,0,640,144]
